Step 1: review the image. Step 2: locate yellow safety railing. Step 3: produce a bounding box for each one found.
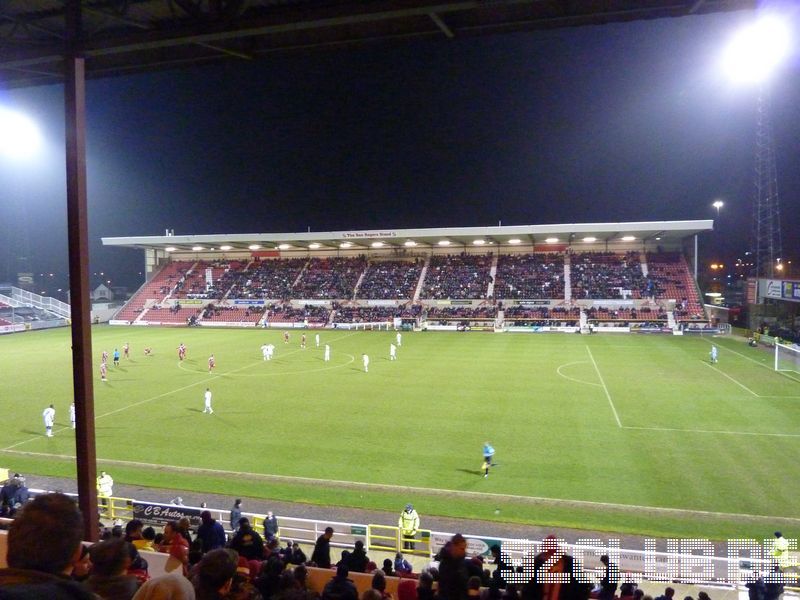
[97,496,134,522]
[368,524,399,553]
[367,524,431,557]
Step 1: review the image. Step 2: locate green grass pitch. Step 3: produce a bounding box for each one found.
[1,326,799,539]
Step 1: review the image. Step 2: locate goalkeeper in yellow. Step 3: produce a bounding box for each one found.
[399,503,419,550]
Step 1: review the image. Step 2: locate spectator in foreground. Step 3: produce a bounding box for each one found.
[132,572,196,600]
[416,572,435,600]
[349,541,369,573]
[193,549,238,600]
[371,570,391,600]
[230,518,265,561]
[0,492,96,599]
[86,537,140,600]
[654,588,675,600]
[321,564,358,600]
[438,534,469,600]
[312,527,334,568]
[197,511,227,553]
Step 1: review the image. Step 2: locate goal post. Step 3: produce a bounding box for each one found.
[775,342,800,375]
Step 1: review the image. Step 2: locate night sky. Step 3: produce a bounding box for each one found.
[0,8,798,293]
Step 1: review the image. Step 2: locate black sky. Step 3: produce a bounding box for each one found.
[0,8,798,291]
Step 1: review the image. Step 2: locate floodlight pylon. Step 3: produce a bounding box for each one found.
[752,87,782,279]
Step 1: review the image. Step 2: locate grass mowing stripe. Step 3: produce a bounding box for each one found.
[6,447,800,525]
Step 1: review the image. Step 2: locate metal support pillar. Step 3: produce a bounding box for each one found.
[65,0,98,542]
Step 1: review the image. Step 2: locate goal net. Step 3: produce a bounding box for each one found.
[775,342,800,375]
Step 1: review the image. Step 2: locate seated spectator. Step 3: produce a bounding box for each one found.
[422,254,493,300]
[349,541,369,573]
[159,521,189,575]
[193,548,238,600]
[0,492,96,599]
[382,559,394,577]
[71,546,92,584]
[86,537,140,600]
[467,577,482,600]
[322,564,358,600]
[371,571,392,600]
[394,553,412,574]
[289,542,307,566]
[417,572,435,600]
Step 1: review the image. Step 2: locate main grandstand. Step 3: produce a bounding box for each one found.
[103,220,712,332]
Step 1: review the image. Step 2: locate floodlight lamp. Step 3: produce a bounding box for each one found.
[309,243,321,249]
[192,246,204,251]
[712,200,724,210]
[372,241,384,248]
[165,247,176,252]
[473,240,485,245]
[339,242,352,248]
[438,240,451,246]
[404,240,417,247]
[545,237,559,244]
[0,107,42,159]
[248,244,261,250]
[278,244,291,250]
[722,15,792,84]
[582,237,597,243]
[508,238,522,245]
[220,245,232,251]
[621,236,636,242]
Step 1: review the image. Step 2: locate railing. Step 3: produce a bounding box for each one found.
[8,287,71,318]
[21,488,791,588]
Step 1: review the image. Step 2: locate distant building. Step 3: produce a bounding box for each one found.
[91,283,114,302]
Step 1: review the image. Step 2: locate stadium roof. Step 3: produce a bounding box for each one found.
[102,219,714,252]
[1,0,755,89]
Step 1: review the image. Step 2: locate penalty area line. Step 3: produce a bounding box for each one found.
[701,361,759,397]
[4,448,800,524]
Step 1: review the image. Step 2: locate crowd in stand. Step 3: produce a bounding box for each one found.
[494,254,564,300]
[332,306,403,323]
[570,253,649,300]
[203,304,264,320]
[425,306,497,321]
[293,258,368,300]
[502,306,580,322]
[584,307,667,322]
[265,304,330,323]
[224,259,309,300]
[422,255,492,300]
[356,260,424,300]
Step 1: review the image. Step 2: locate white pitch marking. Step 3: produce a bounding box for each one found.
[623,424,800,439]
[2,332,359,452]
[556,361,602,387]
[701,361,759,397]
[586,346,622,428]
[703,339,800,384]
[4,448,800,524]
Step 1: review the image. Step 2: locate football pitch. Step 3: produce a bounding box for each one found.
[1,326,799,539]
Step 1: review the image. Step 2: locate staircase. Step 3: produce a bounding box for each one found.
[563,254,572,303]
[667,310,676,329]
[292,259,310,290]
[580,309,588,330]
[412,256,430,302]
[352,264,369,300]
[495,309,504,330]
[640,253,649,277]
[487,253,498,298]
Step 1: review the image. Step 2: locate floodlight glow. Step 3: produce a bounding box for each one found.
[582,236,597,243]
[0,107,42,159]
[340,242,352,248]
[220,245,232,251]
[372,241,384,248]
[722,15,792,84]
[545,237,559,244]
[309,243,321,249]
[165,246,176,252]
[473,240,485,245]
[621,236,636,242]
[712,200,724,210]
[508,238,522,245]
[404,240,417,247]
[438,240,451,246]
[278,244,291,250]
[248,244,261,250]
[192,246,204,251]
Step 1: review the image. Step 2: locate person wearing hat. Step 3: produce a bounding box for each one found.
[772,531,790,570]
[398,504,420,550]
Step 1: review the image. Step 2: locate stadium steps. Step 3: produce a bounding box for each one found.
[351,264,368,300]
[640,253,649,277]
[291,259,310,291]
[563,254,572,303]
[412,256,430,302]
[667,311,676,329]
[221,259,255,301]
[487,253,498,298]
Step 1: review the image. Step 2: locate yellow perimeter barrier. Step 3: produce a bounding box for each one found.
[368,524,431,557]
